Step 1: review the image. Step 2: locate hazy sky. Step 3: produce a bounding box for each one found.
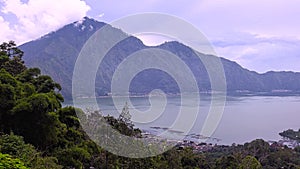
[0,0,299,73]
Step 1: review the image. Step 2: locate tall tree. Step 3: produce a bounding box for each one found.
[0,41,26,76]
[118,102,133,128]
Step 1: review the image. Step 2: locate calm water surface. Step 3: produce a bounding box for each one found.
[64,95,300,145]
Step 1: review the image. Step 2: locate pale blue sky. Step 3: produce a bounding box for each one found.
[0,0,299,73]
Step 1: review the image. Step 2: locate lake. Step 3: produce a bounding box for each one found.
[64,94,300,145]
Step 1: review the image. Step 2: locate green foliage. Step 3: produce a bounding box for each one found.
[215,155,239,169]
[243,139,270,161]
[11,93,62,148]
[0,42,67,168]
[0,69,18,87]
[105,115,141,137]
[31,156,62,169]
[0,69,18,114]
[0,41,26,76]
[279,129,300,142]
[0,83,16,111]
[0,153,28,169]
[0,133,62,169]
[0,133,36,161]
[54,146,91,169]
[0,41,23,58]
[17,68,40,83]
[239,155,262,169]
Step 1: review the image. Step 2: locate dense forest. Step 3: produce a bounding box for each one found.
[0,41,300,169]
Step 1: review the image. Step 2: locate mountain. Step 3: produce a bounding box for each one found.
[19,17,300,99]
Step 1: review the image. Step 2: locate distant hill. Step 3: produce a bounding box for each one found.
[19,17,300,99]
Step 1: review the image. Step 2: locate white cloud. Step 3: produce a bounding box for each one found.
[0,0,90,44]
[85,0,300,71]
[214,35,300,73]
[0,16,13,42]
[98,13,104,18]
[183,0,300,72]
[136,32,177,46]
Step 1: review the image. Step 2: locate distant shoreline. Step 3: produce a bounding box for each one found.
[69,91,300,101]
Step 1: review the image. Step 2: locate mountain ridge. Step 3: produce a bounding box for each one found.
[19,17,300,99]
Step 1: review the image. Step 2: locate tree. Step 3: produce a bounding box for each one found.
[0,41,26,76]
[11,93,62,148]
[279,129,300,142]
[0,153,28,169]
[244,139,270,161]
[0,41,23,58]
[239,155,262,169]
[0,69,18,132]
[54,146,91,169]
[118,102,133,128]
[215,155,239,169]
[0,133,62,169]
